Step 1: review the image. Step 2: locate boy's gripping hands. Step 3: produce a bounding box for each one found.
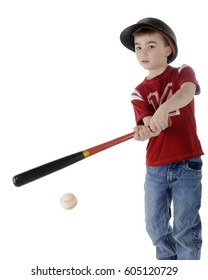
[134,117,172,141]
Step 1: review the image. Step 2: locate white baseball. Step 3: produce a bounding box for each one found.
[60,193,78,210]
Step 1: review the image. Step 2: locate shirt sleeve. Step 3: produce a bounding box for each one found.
[131,88,154,125]
[178,64,201,95]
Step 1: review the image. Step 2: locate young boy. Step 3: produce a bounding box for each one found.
[120,18,204,260]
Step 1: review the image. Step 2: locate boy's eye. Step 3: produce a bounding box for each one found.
[148,44,156,49]
[135,46,142,51]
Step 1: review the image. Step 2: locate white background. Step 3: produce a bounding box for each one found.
[1,0,207,279]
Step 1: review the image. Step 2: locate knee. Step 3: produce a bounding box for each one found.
[145,219,163,245]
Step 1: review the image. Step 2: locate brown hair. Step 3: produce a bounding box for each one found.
[133,27,170,47]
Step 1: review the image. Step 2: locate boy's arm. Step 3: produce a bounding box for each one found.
[150,82,196,132]
[134,82,196,141]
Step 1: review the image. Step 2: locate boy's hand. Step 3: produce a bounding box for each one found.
[149,107,169,132]
[133,125,161,141]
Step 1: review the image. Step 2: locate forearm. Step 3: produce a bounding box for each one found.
[149,82,196,132]
[161,82,196,113]
[134,82,196,137]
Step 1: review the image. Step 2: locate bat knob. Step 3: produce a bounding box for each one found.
[13,176,21,187]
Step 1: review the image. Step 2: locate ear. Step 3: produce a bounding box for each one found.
[166,45,172,57]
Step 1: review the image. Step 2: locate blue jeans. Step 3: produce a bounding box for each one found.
[144,157,202,260]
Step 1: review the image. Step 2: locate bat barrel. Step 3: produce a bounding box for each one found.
[13,152,85,187]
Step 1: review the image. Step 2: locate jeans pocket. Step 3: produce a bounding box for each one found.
[186,157,202,173]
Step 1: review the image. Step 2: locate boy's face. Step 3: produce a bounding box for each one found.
[134,32,172,71]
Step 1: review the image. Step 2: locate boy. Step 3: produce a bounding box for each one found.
[120,18,204,260]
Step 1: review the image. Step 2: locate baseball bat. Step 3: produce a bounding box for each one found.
[13,132,134,187]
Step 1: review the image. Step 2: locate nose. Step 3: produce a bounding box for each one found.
[140,49,148,57]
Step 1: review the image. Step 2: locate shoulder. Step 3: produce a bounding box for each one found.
[133,79,147,96]
[168,64,197,80]
[171,64,195,75]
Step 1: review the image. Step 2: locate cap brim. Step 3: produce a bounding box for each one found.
[120,22,157,51]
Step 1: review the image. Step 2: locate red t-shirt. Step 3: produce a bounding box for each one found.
[131,64,204,166]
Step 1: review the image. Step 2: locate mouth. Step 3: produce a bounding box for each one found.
[141,60,149,63]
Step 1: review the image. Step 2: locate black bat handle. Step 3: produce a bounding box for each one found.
[13,152,84,187]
